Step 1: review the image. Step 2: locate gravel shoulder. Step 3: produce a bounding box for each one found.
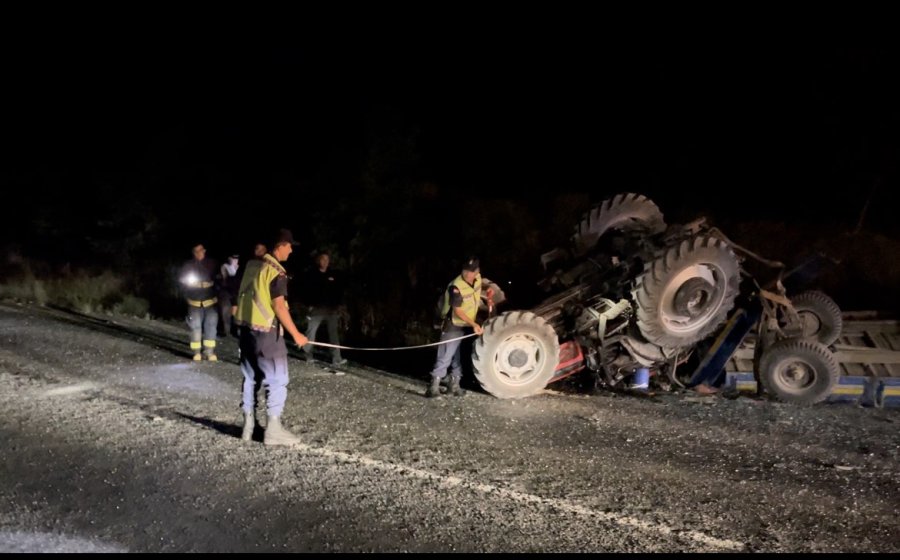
[1,302,898,552]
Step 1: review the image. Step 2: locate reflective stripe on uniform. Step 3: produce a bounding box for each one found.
[187,298,218,307]
[190,341,202,350]
[203,339,216,348]
[252,294,275,323]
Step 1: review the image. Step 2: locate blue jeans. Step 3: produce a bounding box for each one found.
[187,305,218,355]
[240,351,290,417]
[303,310,343,363]
[430,325,469,379]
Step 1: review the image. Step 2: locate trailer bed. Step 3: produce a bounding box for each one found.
[724,313,900,407]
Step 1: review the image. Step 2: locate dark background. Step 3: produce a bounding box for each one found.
[2,33,898,346]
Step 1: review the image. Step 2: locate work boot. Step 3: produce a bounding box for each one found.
[263,416,302,447]
[425,376,442,399]
[206,353,218,362]
[241,412,255,442]
[192,353,202,361]
[448,376,465,397]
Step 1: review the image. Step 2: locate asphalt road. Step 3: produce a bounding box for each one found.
[1,303,898,552]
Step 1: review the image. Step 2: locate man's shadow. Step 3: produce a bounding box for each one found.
[458,336,482,392]
[176,412,244,439]
[176,365,271,440]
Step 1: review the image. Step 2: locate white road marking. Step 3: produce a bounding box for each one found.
[43,382,100,397]
[285,441,745,551]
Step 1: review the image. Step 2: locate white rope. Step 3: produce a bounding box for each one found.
[303,332,479,351]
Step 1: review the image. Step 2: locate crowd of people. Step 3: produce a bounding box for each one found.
[178,229,489,446]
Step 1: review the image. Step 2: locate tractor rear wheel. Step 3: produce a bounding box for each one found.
[633,235,741,349]
[572,193,666,256]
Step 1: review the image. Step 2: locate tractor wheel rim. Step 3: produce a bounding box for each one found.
[659,263,727,334]
[493,333,547,385]
[774,359,816,393]
[798,311,824,338]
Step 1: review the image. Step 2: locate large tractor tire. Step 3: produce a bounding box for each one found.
[472,311,561,399]
[572,193,666,256]
[788,290,842,346]
[758,338,839,405]
[633,235,740,349]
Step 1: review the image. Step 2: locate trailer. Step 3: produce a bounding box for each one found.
[719,313,900,407]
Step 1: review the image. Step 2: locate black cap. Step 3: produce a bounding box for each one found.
[273,228,300,248]
[462,256,480,272]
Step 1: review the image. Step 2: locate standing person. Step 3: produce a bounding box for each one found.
[218,254,240,337]
[253,243,267,259]
[179,243,219,361]
[301,250,347,366]
[234,229,308,446]
[427,257,483,398]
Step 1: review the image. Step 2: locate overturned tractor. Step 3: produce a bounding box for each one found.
[472,193,843,404]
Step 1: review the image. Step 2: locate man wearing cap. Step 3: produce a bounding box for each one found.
[234,229,309,446]
[427,256,484,398]
[179,243,219,361]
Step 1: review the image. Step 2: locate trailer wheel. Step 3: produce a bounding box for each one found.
[788,291,842,346]
[633,235,740,349]
[473,311,560,399]
[759,338,839,405]
[572,193,666,256]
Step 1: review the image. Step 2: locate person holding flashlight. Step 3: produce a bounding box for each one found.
[179,243,220,361]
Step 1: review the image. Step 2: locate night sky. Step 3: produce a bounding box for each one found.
[3,36,898,296]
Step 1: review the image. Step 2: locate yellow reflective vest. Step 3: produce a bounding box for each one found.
[440,274,482,327]
[235,255,288,332]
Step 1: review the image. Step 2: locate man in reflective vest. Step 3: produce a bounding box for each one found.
[234,229,308,446]
[427,256,484,398]
[179,243,219,361]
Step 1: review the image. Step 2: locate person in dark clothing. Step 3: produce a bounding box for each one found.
[179,243,219,361]
[218,254,241,337]
[253,243,267,259]
[301,250,347,366]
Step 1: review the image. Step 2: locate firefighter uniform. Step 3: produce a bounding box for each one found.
[180,256,219,361]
